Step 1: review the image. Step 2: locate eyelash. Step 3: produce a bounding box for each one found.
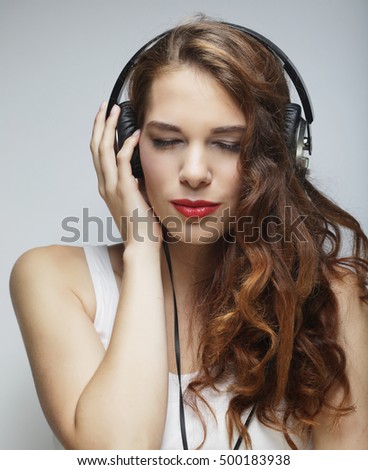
[151,139,240,154]
[216,142,241,153]
[152,139,181,149]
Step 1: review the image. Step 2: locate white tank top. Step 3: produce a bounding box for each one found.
[56,244,308,450]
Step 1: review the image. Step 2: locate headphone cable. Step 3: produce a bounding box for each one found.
[162,237,256,450]
[163,237,188,449]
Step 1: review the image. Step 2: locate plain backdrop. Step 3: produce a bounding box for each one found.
[1,0,367,449]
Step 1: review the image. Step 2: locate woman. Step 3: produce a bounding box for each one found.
[10,17,368,450]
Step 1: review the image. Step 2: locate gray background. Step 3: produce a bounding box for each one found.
[1,0,367,449]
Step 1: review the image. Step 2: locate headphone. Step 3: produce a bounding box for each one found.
[106,21,314,180]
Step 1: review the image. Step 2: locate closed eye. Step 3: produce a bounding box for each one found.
[151,139,182,149]
[151,138,241,153]
[214,142,241,153]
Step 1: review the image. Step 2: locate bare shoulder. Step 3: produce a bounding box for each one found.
[326,265,368,326]
[325,265,368,370]
[313,265,368,449]
[9,245,109,446]
[10,244,96,323]
[10,244,84,278]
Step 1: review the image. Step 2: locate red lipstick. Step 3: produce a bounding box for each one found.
[170,199,220,218]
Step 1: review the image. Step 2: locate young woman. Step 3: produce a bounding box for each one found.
[10,17,368,450]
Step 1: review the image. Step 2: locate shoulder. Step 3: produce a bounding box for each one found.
[325,265,368,372]
[10,244,86,289]
[313,265,368,449]
[10,244,96,323]
[326,265,368,331]
[9,246,111,446]
[11,244,82,270]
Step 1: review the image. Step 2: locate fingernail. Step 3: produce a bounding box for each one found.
[132,129,141,137]
[99,101,107,111]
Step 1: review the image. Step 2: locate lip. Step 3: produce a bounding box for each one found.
[170,199,221,218]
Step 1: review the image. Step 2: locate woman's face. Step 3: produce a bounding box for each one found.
[139,65,245,244]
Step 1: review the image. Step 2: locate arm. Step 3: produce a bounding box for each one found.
[74,245,168,449]
[313,271,368,449]
[10,103,168,449]
[10,244,168,450]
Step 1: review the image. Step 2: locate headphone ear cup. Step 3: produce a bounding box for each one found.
[284,103,301,155]
[116,101,144,178]
[285,103,309,178]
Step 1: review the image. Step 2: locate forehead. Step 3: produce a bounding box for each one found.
[143,65,245,127]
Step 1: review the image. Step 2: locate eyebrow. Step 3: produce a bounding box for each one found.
[146,121,245,134]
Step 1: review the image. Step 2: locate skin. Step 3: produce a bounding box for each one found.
[9,65,368,449]
[139,66,244,246]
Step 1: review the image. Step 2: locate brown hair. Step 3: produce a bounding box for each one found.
[128,16,368,448]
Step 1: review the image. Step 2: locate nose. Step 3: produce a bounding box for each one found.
[179,143,211,188]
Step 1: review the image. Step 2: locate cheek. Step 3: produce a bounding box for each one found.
[222,164,241,201]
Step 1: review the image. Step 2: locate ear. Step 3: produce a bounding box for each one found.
[116,101,144,178]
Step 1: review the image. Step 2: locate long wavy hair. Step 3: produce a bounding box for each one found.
[128,17,368,449]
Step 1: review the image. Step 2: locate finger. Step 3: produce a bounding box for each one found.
[90,101,108,157]
[100,103,121,149]
[90,101,108,188]
[116,129,141,182]
[98,104,122,191]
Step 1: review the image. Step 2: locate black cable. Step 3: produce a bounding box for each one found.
[233,402,257,450]
[163,238,188,449]
[162,238,257,450]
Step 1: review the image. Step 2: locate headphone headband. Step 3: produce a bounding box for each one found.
[107,30,168,118]
[107,21,314,155]
[108,22,314,119]
[226,23,314,125]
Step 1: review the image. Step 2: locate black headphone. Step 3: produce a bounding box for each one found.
[107,22,314,180]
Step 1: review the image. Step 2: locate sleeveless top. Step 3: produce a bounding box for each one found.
[55,244,310,450]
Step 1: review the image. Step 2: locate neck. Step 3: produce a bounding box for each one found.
[160,237,226,375]
[160,238,221,289]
